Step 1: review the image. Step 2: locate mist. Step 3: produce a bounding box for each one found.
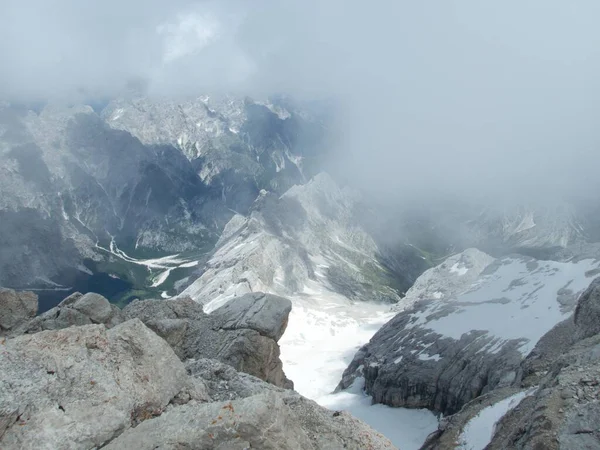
[2,0,600,204]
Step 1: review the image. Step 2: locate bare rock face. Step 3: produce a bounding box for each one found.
[0,288,38,336]
[23,292,123,333]
[107,359,396,450]
[123,294,294,388]
[105,390,396,450]
[0,319,208,449]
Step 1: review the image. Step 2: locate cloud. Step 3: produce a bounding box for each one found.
[2,0,600,202]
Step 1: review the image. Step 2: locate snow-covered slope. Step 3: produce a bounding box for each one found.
[339,248,600,415]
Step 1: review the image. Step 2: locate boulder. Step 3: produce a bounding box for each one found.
[186,358,283,402]
[0,288,38,336]
[70,292,114,323]
[210,292,292,341]
[23,292,123,334]
[0,319,208,449]
[123,294,294,388]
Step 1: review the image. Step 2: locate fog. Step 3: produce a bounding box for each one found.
[2,0,600,203]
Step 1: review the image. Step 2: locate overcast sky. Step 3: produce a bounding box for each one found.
[2,0,599,202]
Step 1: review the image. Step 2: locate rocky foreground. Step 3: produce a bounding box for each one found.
[0,288,394,450]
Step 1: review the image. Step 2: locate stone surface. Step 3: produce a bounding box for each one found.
[70,292,113,323]
[123,295,293,388]
[0,288,38,335]
[0,319,207,449]
[0,317,393,450]
[23,292,123,333]
[107,361,396,450]
[210,292,292,341]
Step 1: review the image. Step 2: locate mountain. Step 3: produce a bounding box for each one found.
[0,96,326,309]
[338,247,600,415]
[179,172,405,307]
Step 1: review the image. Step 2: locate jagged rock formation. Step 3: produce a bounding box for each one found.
[181,173,404,308]
[122,293,293,388]
[0,317,394,449]
[422,277,600,449]
[339,249,600,415]
[0,288,38,335]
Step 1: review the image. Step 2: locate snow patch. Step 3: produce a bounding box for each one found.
[319,378,438,450]
[450,262,469,276]
[458,389,536,450]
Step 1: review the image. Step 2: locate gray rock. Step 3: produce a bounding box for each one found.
[0,319,208,450]
[57,292,83,307]
[186,358,283,402]
[0,288,38,335]
[425,277,600,449]
[70,292,113,323]
[338,303,524,415]
[210,292,292,341]
[574,277,600,340]
[106,388,396,450]
[485,334,600,450]
[22,292,123,334]
[123,296,293,388]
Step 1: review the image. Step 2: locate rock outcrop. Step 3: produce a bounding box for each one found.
[23,292,123,334]
[106,356,395,450]
[338,250,600,415]
[0,318,394,450]
[123,293,294,388]
[0,288,38,336]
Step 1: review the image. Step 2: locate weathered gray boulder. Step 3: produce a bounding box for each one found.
[0,288,38,336]
[23,292,123,334]
[0,319,208,449]
[123,294,293,388]
[210,292,292,341]
[70,292,114,323]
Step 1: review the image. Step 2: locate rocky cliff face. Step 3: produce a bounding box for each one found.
[338,248,600,416]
